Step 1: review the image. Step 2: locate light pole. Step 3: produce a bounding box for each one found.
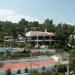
[29,49,32,75]
[66,56,70,75]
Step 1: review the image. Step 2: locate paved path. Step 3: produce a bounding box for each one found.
[0,56,52,64]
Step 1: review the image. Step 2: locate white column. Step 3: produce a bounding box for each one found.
[37,36,39,47]
[67,64,69,75]
[50,36,51,45]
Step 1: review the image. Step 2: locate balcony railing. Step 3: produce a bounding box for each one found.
[27,39,55,42]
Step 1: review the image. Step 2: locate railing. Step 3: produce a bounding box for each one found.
[27,39,55,42]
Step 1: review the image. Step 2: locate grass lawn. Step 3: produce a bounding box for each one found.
[58,73,64,75]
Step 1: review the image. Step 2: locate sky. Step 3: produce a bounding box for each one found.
[0,0,75,24]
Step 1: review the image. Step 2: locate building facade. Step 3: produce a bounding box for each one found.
[4,35,25,47]
[26,31,55,48]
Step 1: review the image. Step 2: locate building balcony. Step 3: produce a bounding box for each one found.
[27,39,55,42]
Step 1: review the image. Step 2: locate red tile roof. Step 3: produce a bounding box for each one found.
[26,31,55,37]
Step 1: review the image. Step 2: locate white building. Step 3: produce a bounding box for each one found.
[4,35,25,46]
[26,31,55,47]
[16,35,25,45]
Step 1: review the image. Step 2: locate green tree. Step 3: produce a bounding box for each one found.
[43,19,55,32]
[18,18,28,34]
[55,23,74,50]
[70,49,75,72]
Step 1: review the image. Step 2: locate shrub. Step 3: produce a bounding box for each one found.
[31,70,39,75]
[0,63,4,68]
[55,64,67,73]
[6,69,11,75]
[17,69,21,74]
[42,66,46,70]
[24,68,29,73]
